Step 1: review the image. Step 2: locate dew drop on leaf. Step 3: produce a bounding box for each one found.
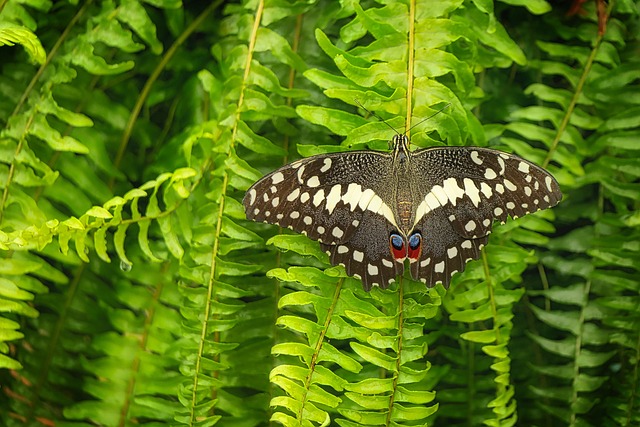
[120,260,132,272]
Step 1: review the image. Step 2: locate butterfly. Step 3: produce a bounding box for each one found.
[243,133,561,290]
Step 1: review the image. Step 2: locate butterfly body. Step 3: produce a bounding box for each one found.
[243,134,562,290]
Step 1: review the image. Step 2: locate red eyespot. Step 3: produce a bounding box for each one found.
[389,233,406,261]
[407,232,422,261]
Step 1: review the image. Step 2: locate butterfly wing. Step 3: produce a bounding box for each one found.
[243,150,398,243]
[409,146,562,287]
[323,209,404,291]
[409,210,488,288]
[243,150,406,288]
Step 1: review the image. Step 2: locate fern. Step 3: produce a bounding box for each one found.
[495,1,640,426]
[0,0,639,426]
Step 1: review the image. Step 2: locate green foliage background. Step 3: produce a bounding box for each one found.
[0,0,639,426]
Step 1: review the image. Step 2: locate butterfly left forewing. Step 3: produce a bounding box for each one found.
[243,150,396,246]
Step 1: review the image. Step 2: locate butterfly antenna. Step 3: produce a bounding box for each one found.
[406,102,452,134]
[354,99,401,135]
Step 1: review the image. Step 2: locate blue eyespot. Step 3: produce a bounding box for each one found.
[408,232,421,250]
[390,234,404,250]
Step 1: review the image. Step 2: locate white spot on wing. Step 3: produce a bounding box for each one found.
[447,247,458,258]
[367,264,379,275]
[325,185,342,214]
[342,183,363,211]
[431,185,449,206]
[545,176,553,192]
[518,162,530,173]
[358,189,375,210]
[471,151,483,165]
[300,192,310,203]
[303,216,312,225]
[271,172,284,184]
[480,182,492,199]
[332,227,344,238]
[317,226,325,234]
[248,189,256,205]
[287,188,300,202]
[463,178,481,207]
[312,189,325,207]
[504,179,517,192]
[494,207,503,216]
[366,194,383,214]
[271,197,279,207]
[382,259,393,268]
[296,165,306,184]
[484,168,497,180]
[338,245,348,254]
[465,220,477,232]
[497,157,505,174]
[434,261,445,273]
[420,257,431,267]
[443,178,465,206]
[307,176,320,188]
[353,250,364,262]
[461,240,472,249]
[320,158,332,173]
[290,211,300,219]
[413,192,443,227]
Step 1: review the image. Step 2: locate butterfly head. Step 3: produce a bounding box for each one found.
[392,134,411,162]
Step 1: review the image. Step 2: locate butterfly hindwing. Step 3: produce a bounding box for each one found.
[409,208,489,287]
[323,210,403,291]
